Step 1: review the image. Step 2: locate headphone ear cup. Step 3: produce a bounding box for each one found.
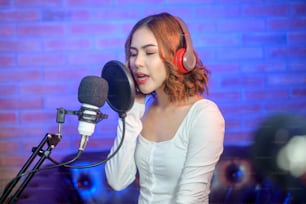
[174,48,188,74]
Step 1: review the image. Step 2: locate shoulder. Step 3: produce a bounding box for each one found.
[189,99,224,125]
[191,99,222,113]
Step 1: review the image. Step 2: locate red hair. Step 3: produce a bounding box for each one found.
[125,12,209,102]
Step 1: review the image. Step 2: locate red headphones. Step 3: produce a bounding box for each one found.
[173,17,196,74]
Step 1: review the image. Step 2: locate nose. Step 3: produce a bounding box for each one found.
[134,53,144,68]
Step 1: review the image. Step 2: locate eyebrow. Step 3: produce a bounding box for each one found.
[130,44,158,50]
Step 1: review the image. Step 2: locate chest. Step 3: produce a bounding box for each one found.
[141,107,189,142]
[135,136,187,183]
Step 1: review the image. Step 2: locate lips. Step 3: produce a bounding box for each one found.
[135,72,149,84]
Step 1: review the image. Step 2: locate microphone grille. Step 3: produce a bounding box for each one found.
[78,76,109,107]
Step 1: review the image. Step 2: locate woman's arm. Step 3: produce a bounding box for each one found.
[176,101,225,204]
[105,101,145,191]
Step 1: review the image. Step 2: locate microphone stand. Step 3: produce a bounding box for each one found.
[0,108,77,204]
[3,133,61,204]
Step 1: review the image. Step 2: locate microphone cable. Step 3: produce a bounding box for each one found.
[47,115,127,169]
[0,150,83,204]
[0,116,126,203]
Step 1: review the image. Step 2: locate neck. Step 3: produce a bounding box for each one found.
[155,89,171,109]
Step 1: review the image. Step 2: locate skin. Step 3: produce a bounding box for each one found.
[129,26,202,142]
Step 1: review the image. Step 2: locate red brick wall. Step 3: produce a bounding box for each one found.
[1,0,306,193]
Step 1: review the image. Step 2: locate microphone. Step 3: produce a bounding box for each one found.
[101,60,135,118]
[77,75,108,151]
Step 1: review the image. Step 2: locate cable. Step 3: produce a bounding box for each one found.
[1,115,126,203]
[0,150,83,203]
[47,116,126,169]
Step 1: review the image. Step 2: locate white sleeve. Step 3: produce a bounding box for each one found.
[105,102,145,191]
[176,102,225,204]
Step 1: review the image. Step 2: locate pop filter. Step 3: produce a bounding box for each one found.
[101,60,135,117]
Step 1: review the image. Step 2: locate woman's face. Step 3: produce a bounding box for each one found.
[129,26,167,94]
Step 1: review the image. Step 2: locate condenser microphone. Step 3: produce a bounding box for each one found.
[101,60,135,118]
[77,75,108,151]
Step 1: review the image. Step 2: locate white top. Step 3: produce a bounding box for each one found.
[105,99,225,204]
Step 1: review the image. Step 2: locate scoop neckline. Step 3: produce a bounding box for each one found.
[139,99,206,144]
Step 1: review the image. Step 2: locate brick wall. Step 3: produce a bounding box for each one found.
[1,0,306,193]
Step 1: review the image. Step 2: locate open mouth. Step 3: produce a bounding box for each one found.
[135,73,149,84]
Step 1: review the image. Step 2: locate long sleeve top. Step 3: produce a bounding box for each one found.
[105,99,225,204]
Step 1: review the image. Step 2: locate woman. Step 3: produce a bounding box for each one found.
[105,12,225,204]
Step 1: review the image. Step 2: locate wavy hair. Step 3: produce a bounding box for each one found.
[125,12,209,102]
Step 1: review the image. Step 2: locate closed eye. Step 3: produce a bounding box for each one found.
[146,52,157,56]
[129,49,138,57]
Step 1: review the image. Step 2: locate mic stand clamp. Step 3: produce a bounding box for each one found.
[57,107,108,123]
[77,106,108,123]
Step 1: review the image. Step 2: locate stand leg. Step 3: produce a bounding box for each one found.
[0,133,61,204]
[0,134,49,203]
[8,145,53,204]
